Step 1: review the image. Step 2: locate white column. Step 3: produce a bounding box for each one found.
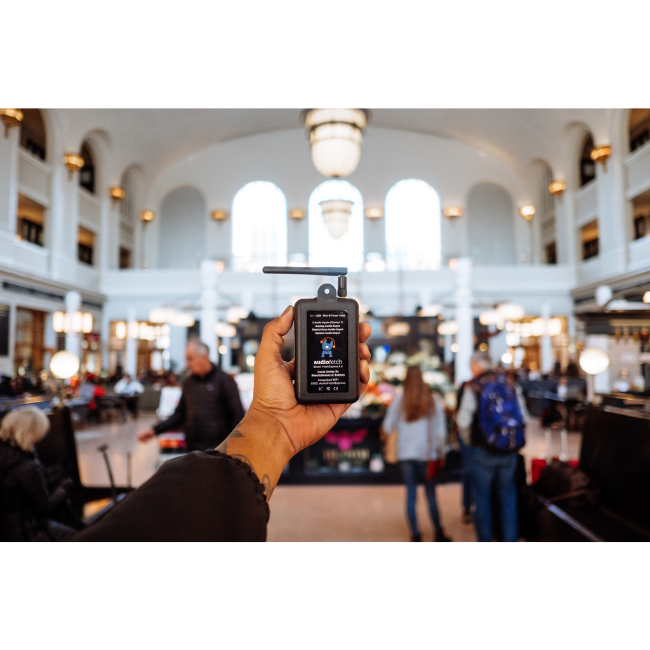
[200,259,218,363]
[51,168,79,280]
[555,192,577,266]
[0,124,20,247]
[125,307,138,376]
[454,257,473,385]
[444,333,453,364]
[540,301,553,375]
[65,291,82,360]
[221,337,232,372]
[100,309,111,373]
[43,312,56,373]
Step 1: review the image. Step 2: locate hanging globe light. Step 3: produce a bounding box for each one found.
[319,199,354,239]
[50,350,80,379]
[302,109,369,178]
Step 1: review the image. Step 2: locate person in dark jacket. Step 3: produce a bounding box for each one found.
[73,306,372,541]
[138,340,245,451]
[0,407,76,541]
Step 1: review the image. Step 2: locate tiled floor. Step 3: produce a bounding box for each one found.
[75,413,582,542]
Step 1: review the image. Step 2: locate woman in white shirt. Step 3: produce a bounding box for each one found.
[383,366,451,542]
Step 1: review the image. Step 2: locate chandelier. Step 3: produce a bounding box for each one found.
[302,109,368,178]
[319,199,354,239]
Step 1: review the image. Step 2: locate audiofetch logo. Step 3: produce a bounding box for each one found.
[320,337,335,358]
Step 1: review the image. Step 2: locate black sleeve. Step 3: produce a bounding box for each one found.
[71,451,269,541]
[153,387,187,435]
[16,461,67,515]
[221,373,245,431]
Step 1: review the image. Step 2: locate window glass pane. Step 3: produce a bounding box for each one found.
[233,181,287,272]
[385,179,441,271]
[308,180,363,272]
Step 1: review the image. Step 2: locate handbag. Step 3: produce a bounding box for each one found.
[425,400,444,481]
[383,429,398,465]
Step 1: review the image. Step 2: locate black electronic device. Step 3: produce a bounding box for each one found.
[263,266,359,405]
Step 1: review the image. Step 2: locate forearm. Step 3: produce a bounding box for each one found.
[216,406,294,501]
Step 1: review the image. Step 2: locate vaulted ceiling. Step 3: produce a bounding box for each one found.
[59,108,615,183]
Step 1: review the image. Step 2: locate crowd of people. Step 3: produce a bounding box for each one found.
[0,308,575,542]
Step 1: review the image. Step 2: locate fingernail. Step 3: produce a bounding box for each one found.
[282,305,293,315]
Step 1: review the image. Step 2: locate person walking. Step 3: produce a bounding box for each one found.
[456,351,527,542]
[138,340,245,451]
[383,366,451,542]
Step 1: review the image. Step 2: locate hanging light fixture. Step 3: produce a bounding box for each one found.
[319,199,354,239]
[1,109,23,137]
[497,303,525,321]
[302,109,369,178]
[579,347,609,375]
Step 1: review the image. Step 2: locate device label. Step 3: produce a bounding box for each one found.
[307,310,349,394]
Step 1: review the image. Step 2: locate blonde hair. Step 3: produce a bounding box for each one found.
[0,407,50,451]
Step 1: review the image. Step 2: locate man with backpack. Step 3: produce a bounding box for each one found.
[456,352,527,542]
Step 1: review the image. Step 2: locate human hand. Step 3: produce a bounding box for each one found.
[246,305,372,455]
[137,428,157,443]
[217,305,371,500]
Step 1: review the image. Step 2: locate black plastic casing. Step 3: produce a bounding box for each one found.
[294,283,359,405]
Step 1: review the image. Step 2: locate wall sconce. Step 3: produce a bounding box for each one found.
[109,186,125,202]
[53,311,93,334]
[548,180,566,197]
[365,207,384,219]
[443,206,463,220]
[590,145,611,167]
[63,152,84,179]
[140,210,155,224]
[211,210,228,221]
[519,204,536,221]
[289,209,306,220]
[0,109,23,138]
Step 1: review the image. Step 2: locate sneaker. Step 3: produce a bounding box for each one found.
[411,533,422,542]
[435,529,452,542]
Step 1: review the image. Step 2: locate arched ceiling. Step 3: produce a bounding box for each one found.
[59,108,612,183]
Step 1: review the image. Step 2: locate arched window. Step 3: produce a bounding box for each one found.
[385,179,441,271]
[629,109,650,153]
[579,134,596,187]
[467,183,515,265]
[19,109,46,161]
[79,142,95,193]
[232,181,287,272]
[308,180,363,272]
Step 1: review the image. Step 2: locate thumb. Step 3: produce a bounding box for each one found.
[256,305,294,364]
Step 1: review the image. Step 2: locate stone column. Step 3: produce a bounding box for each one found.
[200,260,219,363]
[220,337,232,372]
[454,257,473,385]
[125,307,138,377]
[540,301,553,375]
[65,291,82,360]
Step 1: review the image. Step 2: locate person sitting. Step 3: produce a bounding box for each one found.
[0,407,77,541]
[114,373,144,418]
[72,306,372,541]
[114,373,144,397]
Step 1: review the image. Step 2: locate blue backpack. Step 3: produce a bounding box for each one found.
[476,377,526,452]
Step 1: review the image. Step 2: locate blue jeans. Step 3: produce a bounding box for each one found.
[458,438,473,514]
[399,460,442,536]
[469,447,518,542]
